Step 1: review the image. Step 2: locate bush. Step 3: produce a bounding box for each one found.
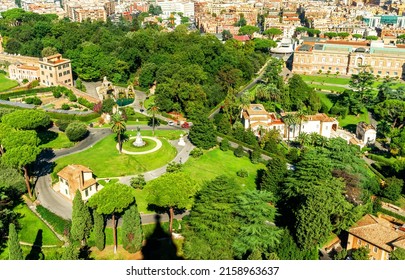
[66,91,77,102]
[61,103,70,110]
[36,205,71,236]
[65,121,88,142]
[236,168,248,177]
[0,87,54,100]
[77,97,94,110]
[24,96,42,105]
[53,91,62,98]
[166,162,182,173]
[130,175,146,190]
[22,79,29,84]
[31,80,39,88]
[220,138,230,151]
[190,148,203,158]
[234,145,245,157]
[55,119,73,132]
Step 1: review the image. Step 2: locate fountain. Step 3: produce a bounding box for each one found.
[133,127,145,147]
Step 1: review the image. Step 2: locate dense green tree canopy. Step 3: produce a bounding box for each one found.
[1,110,50,130]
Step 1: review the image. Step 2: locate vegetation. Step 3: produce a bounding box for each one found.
[8,223,23,260]
[70,190,93,245]
[121,203,143,253]
[65,121,88,142]
[0,73,19,92]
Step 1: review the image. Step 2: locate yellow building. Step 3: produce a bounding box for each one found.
[39,53,73,87]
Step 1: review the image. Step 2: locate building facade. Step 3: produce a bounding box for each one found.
[57,164,100,201]
[39,53,73,87]
[356,122,376,145]
[8,64,40,82]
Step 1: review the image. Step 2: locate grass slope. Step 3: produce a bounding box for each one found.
[0,74,19,92]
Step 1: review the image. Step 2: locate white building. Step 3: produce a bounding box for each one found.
[157,1,194,17]
[356,122,376,145]
[241,104,339,140]
[8,63,40,82]
[57,164,102,201]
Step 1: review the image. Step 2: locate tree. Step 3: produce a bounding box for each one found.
[283,113,298,143]
[130,175,146,189]
[65,121,88,142]
[144,172,198,233]
[189,119,217,150]
[70,190,93,246]
[233,145,245,157]
[352,34,363,40]
[349,69,375,104]
[121,203,143,253]
[337,32,349,39]
[1,145,41,198]
[259,156,287,200]
[374,100,405,129]
[93,211,105,251]
[1,110,50,130]
[221,30,233,41]
[238,25,260,39]
[390,248,405,260]
[111,113,126,153]
[233,190,281,259]
[147,104,159,136]
[139,63,157,88]
[220,138,230,151]
[366,35,378,41]
[351,246,370,260]
[41,46,58,57]
[182,176,243,260]
[88,182,136,254]
[263,28,282,40]
[2,130,39,151]
[61,243,79,260]
[8,223,23,260]
[0,124,14,155]
[324,32,338,39]
[381,177,403,201]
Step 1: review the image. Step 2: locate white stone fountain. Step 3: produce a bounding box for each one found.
[133,127,145,147]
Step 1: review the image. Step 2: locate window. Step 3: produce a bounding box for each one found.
[386,71,390,75]
[394,72,398,76]
[65,189,68,195]
[41,71,44,75]
[59,73,62,77]
[373,247,378,253]
[58,66,61,70]
[85,189,89,197]
[322,57,325,63]
[378,71,382,75]
[387,62,391,67]
[357,239,362,245]
[50,74,53,77]
[328,67,332,70]
[325,125,328,130]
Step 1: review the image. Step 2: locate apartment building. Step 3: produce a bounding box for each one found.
[39,53,73,87]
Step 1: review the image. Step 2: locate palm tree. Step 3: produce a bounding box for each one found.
[296,132,310,148]
[147,103,159,136]
[283,113,297,144]
[111,112,126,153]
[296,109,307,136]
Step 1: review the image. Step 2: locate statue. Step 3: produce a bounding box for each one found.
[133,127,145,147]
[178,134,185,146]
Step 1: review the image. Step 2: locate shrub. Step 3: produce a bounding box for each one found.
[166,162,182,173]
[36,205,71,236]
[24,96,42,105]
[22,79,29,84]
[190,148,203,158]
[53,91,62,98]
[31,80,39,88]
[55,119,73,132]
[233,145,245,157]
[130,175,146,190]
[66,91,77,102]
[77,97,94,110]
[61,103,70,110]
[220,138,230,151]
[236,168,248,177]
[65,121,88,142]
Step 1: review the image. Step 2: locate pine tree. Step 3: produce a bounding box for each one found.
[93,211,105,251]
[61,243,79,260]
[121,203,143,253]
[70,190,93,245]
[8,223,23,260]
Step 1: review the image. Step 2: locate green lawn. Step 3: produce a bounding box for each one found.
[38,130,74,149]
[14,204,62,246]
[317,92,334,111]
[54,130,180,178]
[338,108,369,132]
[308,84,346,93]
[122,138,158,152]
[0,73,19,92]
[182,148,266,189]
[143,95,155,109]
[301,75,351,85]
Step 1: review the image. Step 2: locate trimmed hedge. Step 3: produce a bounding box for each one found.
[0,87,55,100]
[77,97,94,110]
[379,208,405,222]
[45,111,100,122]
[36,205,71,235]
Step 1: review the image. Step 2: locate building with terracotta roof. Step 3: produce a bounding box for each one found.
[8,63,40,83]
[241,104,338,140]
[57,164,101,201]
[39,53,73,87]
[347,214,405,260]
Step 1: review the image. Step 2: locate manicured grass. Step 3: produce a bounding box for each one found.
[317,92,334,111]
[38,130,74,149]
[0,245,63,260]
[54,130,180,178]
[14,204,62,246]
[122,137,157,152]
[0,73,19,92]
[182,148,266,189]
[143,95,155,109]
[301,75,351,85]
[308,84,346,93]
[338,108,369,132]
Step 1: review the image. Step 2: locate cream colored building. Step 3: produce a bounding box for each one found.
[8,64,40,82]
[347,214,405,260]
[293,40,405,79]
[57,165,101,201]
[39,53,73,87]
[356,122,376,145]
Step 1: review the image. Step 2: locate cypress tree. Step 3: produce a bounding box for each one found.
[61,243,79,260]
[93,211,105,251]
[121,203,143,253]
[8,223,23,260]
[70,190,93,245]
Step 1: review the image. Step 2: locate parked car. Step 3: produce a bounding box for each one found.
[168,121,174,126]
[181,122,190,129]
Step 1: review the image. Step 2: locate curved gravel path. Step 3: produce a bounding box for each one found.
[117,136,163,155]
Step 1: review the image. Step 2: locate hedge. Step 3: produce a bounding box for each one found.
[379,208,405,223]
[36,205,71,235]
[116,98,134,106]
[45,111,100,122]
[0,87,55,100]
[77,97,94,110]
